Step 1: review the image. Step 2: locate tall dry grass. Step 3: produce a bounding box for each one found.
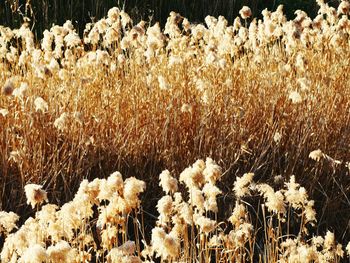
[0,159,349,262]
[0,1,350,261]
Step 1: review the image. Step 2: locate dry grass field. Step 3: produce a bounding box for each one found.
[0,0,350,262]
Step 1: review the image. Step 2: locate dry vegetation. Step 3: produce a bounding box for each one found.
[0,0,350,261]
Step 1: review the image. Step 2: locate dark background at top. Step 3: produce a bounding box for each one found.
[0,0,338,38]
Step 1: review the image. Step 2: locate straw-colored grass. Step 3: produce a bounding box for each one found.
[0,0,350,261]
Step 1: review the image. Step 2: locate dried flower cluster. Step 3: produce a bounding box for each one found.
[1,159,349,262]
[1,172,145,262]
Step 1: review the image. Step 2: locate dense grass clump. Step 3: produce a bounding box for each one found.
[1,160,350,262]
[0,0,350,261]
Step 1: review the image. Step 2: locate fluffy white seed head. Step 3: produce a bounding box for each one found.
[123,177,146,209]
[194,214,216,234]
[239,6,252,19]
[157,195,173,224]
[34,97,48,112]
[309,149,324,161]
[203,158,222,184]
[47,240,75,262]
[159,170,178,194]
[24,184,48,209]
[151,227,180,260]
[289,91,302,104]
[0,211,19,234]
[20,244,48,263]
[233,173,254,198]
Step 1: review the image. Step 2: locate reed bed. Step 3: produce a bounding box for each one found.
[0,0,350,261]
[1,160,350,262]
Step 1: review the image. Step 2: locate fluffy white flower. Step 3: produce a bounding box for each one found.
[239,6,252,19]
[47,240,75,262]
[20,244,48,263]
[158,75,170,90]
[13,82,28,98]
[151,227,179,260]
[157,195,173,224]
[194,214,216,234]
[54,112,68,131]
[233,173,254,198]
[309,149,323,161]
[123,177,146,209]
[159,170,178,194]
[203,158,222,184]
[288,91,302,104]
[0,211,19,234]
[34,97,48,112]
[24,184,48,208]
